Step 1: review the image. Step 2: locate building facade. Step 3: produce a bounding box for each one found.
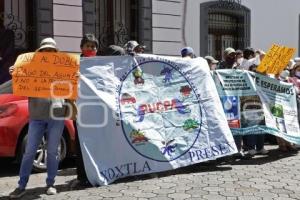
[153,0,300,59]
[1,0,300,83]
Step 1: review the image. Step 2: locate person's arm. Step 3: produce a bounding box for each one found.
[9,65,15,75]
[0,80,13,94]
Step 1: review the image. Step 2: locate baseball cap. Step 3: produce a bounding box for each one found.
[224,47,236,55]
[205,56,218,64]
[181,47,194,57]
[37,37,58,52]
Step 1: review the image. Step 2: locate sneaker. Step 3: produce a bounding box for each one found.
[256,148,269,155]
[247,149,257,156]
[9,188,26,199]
[46,186,57,195]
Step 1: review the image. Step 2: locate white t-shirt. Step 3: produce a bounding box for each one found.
[237,56,260,70]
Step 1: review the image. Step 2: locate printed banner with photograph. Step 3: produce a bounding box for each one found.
[12,52,79,99]
[77,55,237,186]
[213,69,300,144]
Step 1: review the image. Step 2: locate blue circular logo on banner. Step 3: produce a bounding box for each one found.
[118,60,202,162]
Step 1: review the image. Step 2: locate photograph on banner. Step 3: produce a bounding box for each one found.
[255,73,300,143]
[240,95,265,128]
[213,69,300,144]
[76,55,237,186]
[213,69,263,132]
[12,52,79,99]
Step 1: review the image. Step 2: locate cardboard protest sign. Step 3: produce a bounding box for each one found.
[256,44,295,74]
[12,52,79,99]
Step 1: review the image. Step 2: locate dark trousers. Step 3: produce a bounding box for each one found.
[244,134,265,151]
[73,120,89,182]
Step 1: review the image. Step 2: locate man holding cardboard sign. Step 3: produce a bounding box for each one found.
[9,38,79,199]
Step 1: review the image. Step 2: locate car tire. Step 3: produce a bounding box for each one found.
[21,132,68,172]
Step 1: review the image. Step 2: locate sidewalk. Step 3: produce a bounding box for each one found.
[0,145,299,200]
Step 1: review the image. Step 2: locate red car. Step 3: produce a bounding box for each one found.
[0,93,75,172]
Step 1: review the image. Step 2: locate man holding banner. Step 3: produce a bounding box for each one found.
[9,38,79,199]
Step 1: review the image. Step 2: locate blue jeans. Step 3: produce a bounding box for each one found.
[18,119,64,189]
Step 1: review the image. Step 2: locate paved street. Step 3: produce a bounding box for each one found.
[0,145,300,200]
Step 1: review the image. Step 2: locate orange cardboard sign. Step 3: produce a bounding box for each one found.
[12,52,79,99]
[256,44,295,75]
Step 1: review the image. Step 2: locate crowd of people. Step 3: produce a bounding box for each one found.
[6,34,300,199]
[182,46,300,157]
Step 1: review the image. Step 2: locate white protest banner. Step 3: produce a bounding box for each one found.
[77,55,237,186]
[213,69,300,144]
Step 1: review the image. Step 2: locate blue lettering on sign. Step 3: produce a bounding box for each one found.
[188,143,234,162]
[100,161,152,182]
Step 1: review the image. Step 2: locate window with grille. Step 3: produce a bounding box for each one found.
[208,13,243,60]
[0,0,36,83]
[200,2,250,60]
[95,0,139,51]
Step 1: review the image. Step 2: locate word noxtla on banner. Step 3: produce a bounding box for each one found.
[77,55,237,186]
[12,52,79,99]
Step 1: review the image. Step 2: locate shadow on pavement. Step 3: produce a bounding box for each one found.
[0,158,76,178]
[0,183,70,200]
[113,164,232,185]
[225,148,298,165]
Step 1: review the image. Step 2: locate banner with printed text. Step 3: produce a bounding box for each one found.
[213,69,300,144]
[77,55,237,186]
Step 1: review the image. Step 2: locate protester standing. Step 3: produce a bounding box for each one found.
[238,47,268,156]
[205,55,218,70]
[180,47,195,59]
[9,38,68,198]
[124,40,146,55]
[288,64,300,127]
[69,34,99,190]
[274,69,298,152]
[218,47,237,69]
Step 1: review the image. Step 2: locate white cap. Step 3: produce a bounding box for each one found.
[37,37,58,52]
[124,40,146,52]
[287,59,296,70]
[294,57,300,65]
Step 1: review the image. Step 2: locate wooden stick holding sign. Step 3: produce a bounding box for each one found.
[12,52,79,99]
